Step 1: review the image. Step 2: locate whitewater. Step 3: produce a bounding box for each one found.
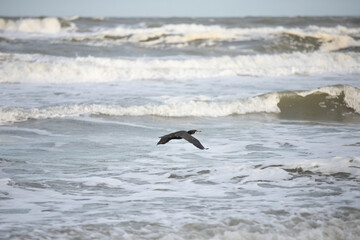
[0,16,360,240]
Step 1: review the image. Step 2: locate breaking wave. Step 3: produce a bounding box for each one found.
[1,85,359,124]
[65,24,360,52]
[0,17,74,34]
[1,18,359,52]
[1,52,359,83]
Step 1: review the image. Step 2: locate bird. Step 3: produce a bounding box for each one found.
[157,130,208,150]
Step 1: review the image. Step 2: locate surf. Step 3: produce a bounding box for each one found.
[0,17,70,34]
[1,85,359,124]
[1,52,360,83]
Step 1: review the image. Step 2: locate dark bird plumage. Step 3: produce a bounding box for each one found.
[157,130,207,150]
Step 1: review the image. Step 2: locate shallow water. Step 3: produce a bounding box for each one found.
[1,16,360,239]
[1,115,360,239]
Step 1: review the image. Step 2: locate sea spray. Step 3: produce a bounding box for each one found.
[1,85,358,124]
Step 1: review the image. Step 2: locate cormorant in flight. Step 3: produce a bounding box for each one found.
[157,130,207,150]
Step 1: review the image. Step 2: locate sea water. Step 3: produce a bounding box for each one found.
[0,17,360,240]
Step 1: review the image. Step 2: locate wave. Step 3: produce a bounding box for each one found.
[0,17,74,34]
[64,24,360,52]
[275,25,360,52]
[1,52,359,83]
[1,18,359,52]
[277,85,360,120]
[1,85,359,124]
[281,156,360,178]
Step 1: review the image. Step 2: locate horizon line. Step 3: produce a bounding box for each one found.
[1,14,359,18]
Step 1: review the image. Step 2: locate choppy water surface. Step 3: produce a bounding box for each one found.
[0,16,360,240]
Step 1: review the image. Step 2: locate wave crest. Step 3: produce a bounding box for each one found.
[1,19,359,52]
[1,52,359,83]
[1,85,359,124]
[0,17,71,34]
[278,85,360,120]
[65,24,360,52]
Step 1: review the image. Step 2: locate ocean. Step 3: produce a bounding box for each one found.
[0,16,360,240]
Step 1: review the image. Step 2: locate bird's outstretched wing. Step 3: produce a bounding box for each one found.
[177,132,206,150]
[157,135,171,145]
[157,132,178,145]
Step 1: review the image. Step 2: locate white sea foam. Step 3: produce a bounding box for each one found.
[0,17,63,34]
[1,85,358,124]
[297,85,360,113]
[71,24,272,44]
[1,19,359,51]
[283,157,360,177]
[1,52,359,83]
[160,219,360,240]
[66,24,360,51]
[78,176,123,187]
[0,96,280,124]
[1,18,359,240]
[279,25,360,52]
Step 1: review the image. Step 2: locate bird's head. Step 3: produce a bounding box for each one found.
[187,130,200,135]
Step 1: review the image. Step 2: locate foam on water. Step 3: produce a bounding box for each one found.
[64,24,360,51]
[282,156,360,177]
[1,151,359,240]
[0,98,279,124]
[1,18,359,52]
[297,84,360,113]
[276,25,360,52]
[1,52,359,83]
[1,17,360,240]
[1,85,359,124]
[0,18,63,34]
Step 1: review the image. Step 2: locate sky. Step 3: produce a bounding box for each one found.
[0,0,359,17]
